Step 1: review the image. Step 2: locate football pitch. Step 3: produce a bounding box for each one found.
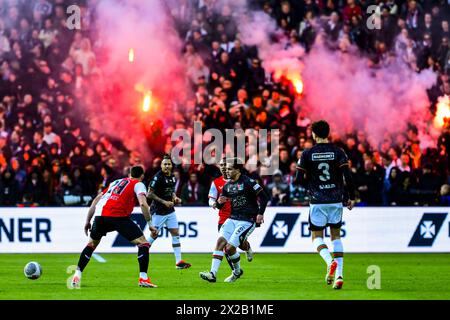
[0,253,449,300]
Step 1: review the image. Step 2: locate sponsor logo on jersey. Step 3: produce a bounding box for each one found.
[408,213,447,247]
[312,152,335,161]
[260,213,300,247]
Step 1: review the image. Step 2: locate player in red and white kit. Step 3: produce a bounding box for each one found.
[71,166,158,288]
[208,158,254,268]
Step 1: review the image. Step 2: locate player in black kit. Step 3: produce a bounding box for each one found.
[295,120,356,290]
[147,155,191,269]
[200,158,269,283]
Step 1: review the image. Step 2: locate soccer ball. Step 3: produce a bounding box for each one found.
[24,261,42,280]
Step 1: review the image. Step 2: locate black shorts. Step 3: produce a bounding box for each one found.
[90,216,144,241]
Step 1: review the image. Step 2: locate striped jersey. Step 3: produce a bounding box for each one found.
[95,178,147,217]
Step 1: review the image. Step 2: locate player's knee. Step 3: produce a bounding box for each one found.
[216,237,227,250]
[239,241,249,251]
[330,228,341,240]
[133,236,149,246]
[224,244,236,255]
[88,240,99,249]
[169,229,180,237]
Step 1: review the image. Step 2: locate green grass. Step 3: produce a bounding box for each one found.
[0,253,449,300]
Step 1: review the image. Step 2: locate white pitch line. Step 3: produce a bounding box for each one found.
[92,253,107,263]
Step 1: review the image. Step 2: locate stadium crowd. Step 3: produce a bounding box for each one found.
[0,0,450,207]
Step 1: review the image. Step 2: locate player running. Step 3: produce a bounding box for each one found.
[147,155,191,269]
[295,120,356,290]
[71,165,158,288]
[208,157,254,267]
[200,159,269,283]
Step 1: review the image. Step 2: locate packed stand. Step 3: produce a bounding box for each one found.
[0,0,449,207]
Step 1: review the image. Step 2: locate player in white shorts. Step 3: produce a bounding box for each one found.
[200,159,269,283]
[295,120,356,289]
[147,155,191,269]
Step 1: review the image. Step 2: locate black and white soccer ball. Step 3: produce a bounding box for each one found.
[24,261,42,280]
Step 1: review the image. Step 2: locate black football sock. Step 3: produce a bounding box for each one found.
[138,243,150,273]
[77,245,95,272]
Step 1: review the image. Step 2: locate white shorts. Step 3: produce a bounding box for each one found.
[219,219,256,248]
[309,203,343,231]
[152,212,179,231]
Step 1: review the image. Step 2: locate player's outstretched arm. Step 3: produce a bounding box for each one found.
[84,192,103,236]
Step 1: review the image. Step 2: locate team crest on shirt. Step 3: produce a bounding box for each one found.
[237,183,244,191]
[165,177,176,184]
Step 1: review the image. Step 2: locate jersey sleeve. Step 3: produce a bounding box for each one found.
[247,177,263,195]
[208,181,218,200]
[148,174,159,191]
[134,182,147,197]
[337,148,350,167]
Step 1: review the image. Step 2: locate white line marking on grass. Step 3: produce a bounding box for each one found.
[92,254,107,263]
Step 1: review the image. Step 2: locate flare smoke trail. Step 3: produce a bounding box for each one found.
[235,1,437,147]
[84,0,186,157]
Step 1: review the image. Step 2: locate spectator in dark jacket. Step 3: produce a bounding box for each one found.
[181,172,207,205]
[0,168,21,206]
[355,159,384,205]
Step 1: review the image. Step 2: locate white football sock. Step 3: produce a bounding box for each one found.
[313,237,333,266]
[332,239,344,278]
[139,272,148,280]
[172,236,182,263]
[229,252,241,275]
[211,251,224,276]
